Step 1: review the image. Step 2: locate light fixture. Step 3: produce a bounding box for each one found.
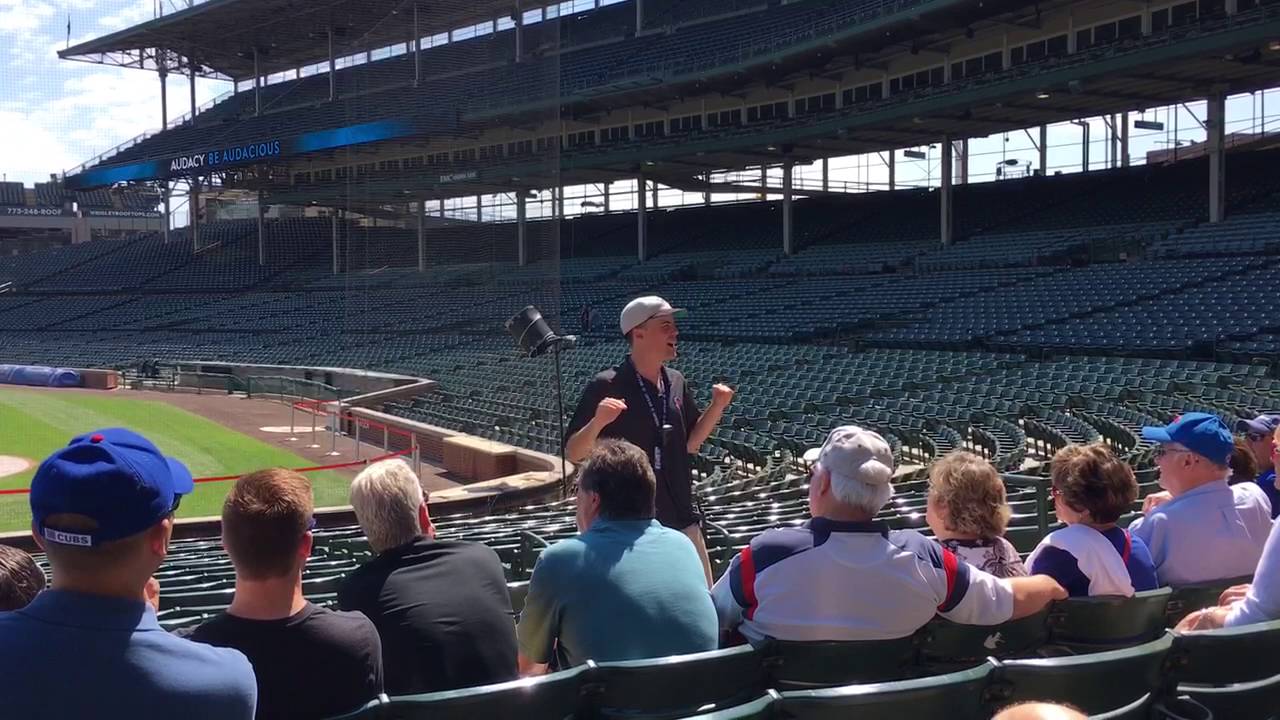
[1270,39,1280,51]
[766,144,777,151]
[1035,90,1051,99]
[1134,119,1164,131]
[903,149,927,160]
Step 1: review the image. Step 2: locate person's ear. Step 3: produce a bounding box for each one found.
[418,502,436,539]
[299,531,313,565]
[813,466,832,497]
[151,517,174,559]
[30,522,45,551]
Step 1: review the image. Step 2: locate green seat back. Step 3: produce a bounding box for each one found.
[379,663,591,720]
[1173,619,1280,684]
[778,662,992,720]
[919,609,1050,668]
[758,636,919,690]
[1047,588,1172,650]
[591,645,767,719]
[986,634,1173,715]
[323,696,386,720]
[1165,575,1252,625]
[677,691,780,720]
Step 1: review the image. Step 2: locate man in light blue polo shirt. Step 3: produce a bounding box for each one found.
[516,439,717,672]
[1130,413,1273,586]
[0,428,257,719]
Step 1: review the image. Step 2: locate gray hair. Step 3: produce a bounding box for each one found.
[821,462,894,516]
[350,458,424,554]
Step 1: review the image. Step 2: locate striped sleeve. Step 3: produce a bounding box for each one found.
[892,530,1013,626]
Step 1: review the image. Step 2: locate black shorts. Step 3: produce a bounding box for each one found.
[655,474,701,531]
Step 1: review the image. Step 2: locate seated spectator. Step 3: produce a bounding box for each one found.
[339,459,517,694]
[926,451,1028,578]
[191,469,382,720]
[1228,437,1259,486]
[0,544,44,610]
[711,426,1065,643]
[517,440,717,671]
[993,702,1087,720]
[1177,505,1279,631]
[1129,413,1272,586]
[0,428,256,719]
[1027,444,1157,597]
[1236,414,1279,516]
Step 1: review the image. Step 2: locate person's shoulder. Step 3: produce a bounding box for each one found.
[164,622,255,670]
[887,528,947,565]
[1233,481,1269,506]
[741,525,822,572]
[589,366,624,386]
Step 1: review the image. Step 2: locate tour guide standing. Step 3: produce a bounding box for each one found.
[566,296,733,585]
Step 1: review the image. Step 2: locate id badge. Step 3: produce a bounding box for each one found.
[654,447,663,471]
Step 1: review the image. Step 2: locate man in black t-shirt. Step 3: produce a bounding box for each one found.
[190,469,382,720]
[339,459,517,694]
[566,296,734,586]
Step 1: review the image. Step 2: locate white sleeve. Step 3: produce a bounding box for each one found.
[1227,517,1280,628]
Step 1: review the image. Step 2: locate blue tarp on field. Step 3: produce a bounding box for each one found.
[0,365,82,388]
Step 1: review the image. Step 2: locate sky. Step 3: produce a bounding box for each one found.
[0,0,1277,218]
[0,0,227,185]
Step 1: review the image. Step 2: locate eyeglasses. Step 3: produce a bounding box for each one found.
[1246,432,1271,442]
[169,495,182,515]
[1154,445,1193,459]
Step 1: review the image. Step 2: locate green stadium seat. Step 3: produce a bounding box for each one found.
[377,662,593,719]
[1046,588,1172,651]
[1172,619,1280,720]
[590,645,767,719]
[985,634,1173,715]
[778,662,993,719]
[323,695,388,720]
[1165,575,1252,625]
[678,692,780,720]
[756,636,919,689]
[919,609,1051,669]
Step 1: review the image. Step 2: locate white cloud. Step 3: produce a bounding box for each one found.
[0,0,55,34]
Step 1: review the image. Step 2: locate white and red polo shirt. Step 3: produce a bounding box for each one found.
[710,518,1015,642]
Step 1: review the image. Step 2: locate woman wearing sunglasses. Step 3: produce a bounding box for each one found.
[1027,443,1159,597]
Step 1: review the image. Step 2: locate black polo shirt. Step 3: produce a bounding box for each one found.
[567,357,703,529]
[336,537,517,695]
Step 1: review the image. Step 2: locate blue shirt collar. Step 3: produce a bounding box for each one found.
[20,589,160,632]
[587,517,660,533]
[1165,479,1232,507]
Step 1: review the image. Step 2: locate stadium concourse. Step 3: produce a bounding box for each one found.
[9,0,1280,714]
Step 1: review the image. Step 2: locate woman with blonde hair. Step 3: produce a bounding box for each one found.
[926,451,1027,578]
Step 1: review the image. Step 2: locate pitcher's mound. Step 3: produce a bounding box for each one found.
[0,456,33,479]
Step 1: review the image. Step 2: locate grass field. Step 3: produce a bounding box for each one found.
[0,388,353,533]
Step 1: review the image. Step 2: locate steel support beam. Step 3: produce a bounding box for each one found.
[782,161,794,255]
[637,175,648,262]
[1208,93,1226,223]
[940,137,953,246]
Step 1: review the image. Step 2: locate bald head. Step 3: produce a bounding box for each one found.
[993,703,1087,720]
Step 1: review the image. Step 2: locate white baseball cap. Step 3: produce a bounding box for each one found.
[620,296,686,336]
[803,425,895,488]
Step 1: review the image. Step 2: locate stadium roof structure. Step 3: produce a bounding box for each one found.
[59,0,518,79]
[254,7,1280,210]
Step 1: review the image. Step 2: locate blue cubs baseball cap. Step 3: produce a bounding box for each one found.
[1141,413,1234,465]
[31,428,194,547]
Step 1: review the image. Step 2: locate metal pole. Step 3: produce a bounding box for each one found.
[1208,93,1226,223]
[288,400,298,442]
[413,4,421,86]
[637,175,648,261]
[253,47,261,116]
[331,212,339,274]
[328,27,336,101]
[355,420,362,461]
[940,137,953,246]
[782,161,794,255]
[383,425,389,452]
[328,402,340,456]
[257,189,265,265]
[517,193,528,266]
[309,403,319,448]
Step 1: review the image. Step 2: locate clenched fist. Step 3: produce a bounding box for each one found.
[711,383,735,408]
[594,397,628,426]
